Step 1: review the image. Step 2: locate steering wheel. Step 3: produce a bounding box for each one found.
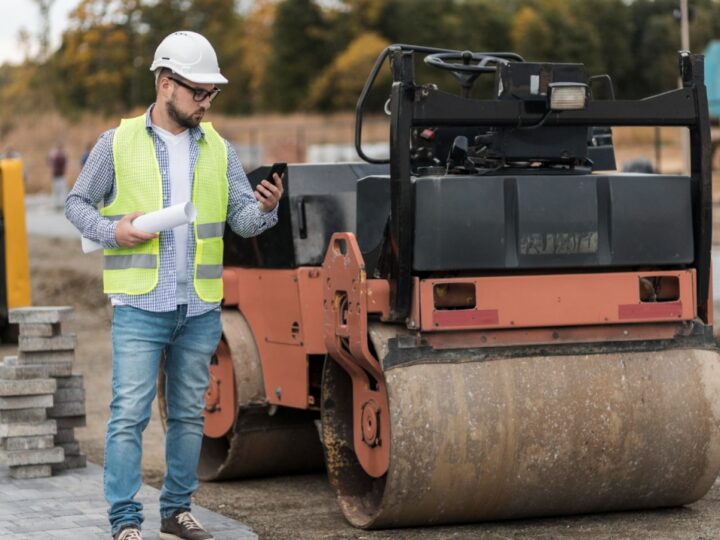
[424,51,524,96]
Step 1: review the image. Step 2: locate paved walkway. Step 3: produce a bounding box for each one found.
[0,463,257,539]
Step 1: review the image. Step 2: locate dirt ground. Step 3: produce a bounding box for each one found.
[6,219,720,539]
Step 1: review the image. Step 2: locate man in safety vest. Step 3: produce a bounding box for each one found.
[65,31,283,540]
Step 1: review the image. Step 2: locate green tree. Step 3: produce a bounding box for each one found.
[377,0,459,49]
[8,0,719,117]
[337,0,389,36]
[511,5,553,60]
[511,0,602,74]
[638,13,678,97]
[237,0,277,112]
[454,0,514,52]
[305,32,391,110]
[573,0,633,98]
[263,0,331,111]
[688,1,720,58]
[184,0,251,114]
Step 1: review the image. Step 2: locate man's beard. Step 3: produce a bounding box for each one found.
[166,96,204,129]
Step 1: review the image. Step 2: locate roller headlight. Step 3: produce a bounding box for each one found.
[548,82,588,110]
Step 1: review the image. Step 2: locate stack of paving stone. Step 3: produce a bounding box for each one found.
[50,374,87,471]
[5,306,87,474]
[0,370,62,478]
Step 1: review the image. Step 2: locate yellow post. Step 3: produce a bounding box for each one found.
[0,159,31,310]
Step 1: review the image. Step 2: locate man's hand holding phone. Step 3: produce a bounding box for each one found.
[256,162,286,213]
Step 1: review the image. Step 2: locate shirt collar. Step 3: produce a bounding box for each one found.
[144,104,205,142]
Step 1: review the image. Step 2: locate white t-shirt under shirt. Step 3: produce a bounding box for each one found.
[152,123,191,305]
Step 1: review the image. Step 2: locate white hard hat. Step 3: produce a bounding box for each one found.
[150,31,228,84]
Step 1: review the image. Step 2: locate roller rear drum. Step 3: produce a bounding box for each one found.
[322,345,720,528]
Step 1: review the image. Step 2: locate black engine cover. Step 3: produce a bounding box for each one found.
[356,173,694,273]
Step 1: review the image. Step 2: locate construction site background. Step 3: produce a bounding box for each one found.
[2,0,718,118]
[1,0,716,196]
[0,110,698,196]
[3,1,720,537]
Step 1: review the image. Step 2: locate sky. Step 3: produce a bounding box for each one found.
[0,0,80,65]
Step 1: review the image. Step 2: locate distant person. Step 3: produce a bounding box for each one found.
[47,142,68,209]
[80,142,92,168]
[65,31,284,540]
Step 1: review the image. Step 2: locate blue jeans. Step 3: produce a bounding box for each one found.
[104,305,222,535]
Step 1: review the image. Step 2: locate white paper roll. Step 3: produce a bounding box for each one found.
[81,202,198,254]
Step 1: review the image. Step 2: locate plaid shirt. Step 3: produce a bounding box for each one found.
[65,106,277,316]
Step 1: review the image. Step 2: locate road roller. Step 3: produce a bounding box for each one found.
[159,45,720,528]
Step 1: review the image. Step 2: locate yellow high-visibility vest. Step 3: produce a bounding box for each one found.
[101,114,228,302]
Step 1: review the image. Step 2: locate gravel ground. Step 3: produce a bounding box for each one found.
[8,210,720,539]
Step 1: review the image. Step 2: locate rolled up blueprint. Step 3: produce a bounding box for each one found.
[81,202,198,254]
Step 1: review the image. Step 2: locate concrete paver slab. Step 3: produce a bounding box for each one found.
[0,463,257,539]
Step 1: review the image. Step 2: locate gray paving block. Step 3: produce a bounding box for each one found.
[54,416,86,429]
[9,307,74,325]
[1,357,17,366]
[0,408,47,423]
[17,351,75,365]
[55,375,83,389]
[44,363,73,378]
[18,334,77,353]
[1,446,64,466]
[51,453,86,471]
[3,435,55,451]
[58,441,80,456]
[19,323,61,338]
[54,429,75,445]
[46,526,105,538]
[0,364,48,379]
[0,394,53,410]
[8,464,52,479]
[47,401,85,418]
[0,462,257,539]
[0,378,56,397]
[53,388,85,403]
[53,428,75,444]
[0,420,56,437]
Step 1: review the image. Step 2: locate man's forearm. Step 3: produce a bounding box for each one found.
[65,194,118,248]
[229,202,278,238]
[64,129,119,248]
[225,139,279,237]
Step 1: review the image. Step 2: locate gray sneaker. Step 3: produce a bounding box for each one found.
[114,525,143,540]
[160,510,214,540]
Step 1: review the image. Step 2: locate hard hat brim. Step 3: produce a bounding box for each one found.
[181,72,229,85]
[148,63,228,85]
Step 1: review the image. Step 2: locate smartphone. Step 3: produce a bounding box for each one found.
[268,162,287,184]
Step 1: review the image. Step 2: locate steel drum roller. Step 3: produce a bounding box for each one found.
[322,346,720,528]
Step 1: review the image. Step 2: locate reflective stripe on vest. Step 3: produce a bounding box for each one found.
[105,254,158,270]
[101,113,228,301]
[197,264,224,279]
[196,222,225,239]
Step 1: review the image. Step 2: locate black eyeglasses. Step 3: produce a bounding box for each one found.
[168,76,220,102]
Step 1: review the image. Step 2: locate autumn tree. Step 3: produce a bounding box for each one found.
[52,0,134,113]
[236,0,277,112]
[3,0,716,116]
[305,32,391,111]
